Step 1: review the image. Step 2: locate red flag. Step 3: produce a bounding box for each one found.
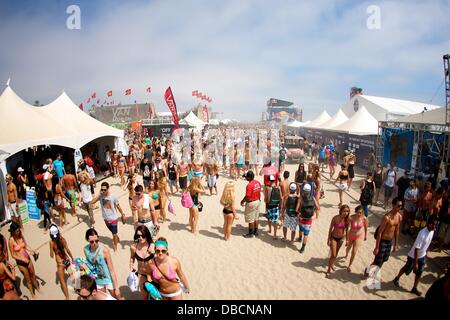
[79,103,83,111]
[192,90,198,97]
[164,86,179,129]
[201,94,207,100]
[146,87,151,93]
[125,89,132,95]
[196,91,202,98]
[91,92,96,99]
[107,90,112,97]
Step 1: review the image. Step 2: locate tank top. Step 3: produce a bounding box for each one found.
[84,245,112,286]
[295,171,306,184]
[168,164,177,181]
[385,170,396,187]
[286,196,299,217]
[301,195,315,218]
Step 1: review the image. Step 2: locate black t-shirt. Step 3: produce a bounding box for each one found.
[144,149,153,161]
[396,176,410,199]
[140,162,152,179]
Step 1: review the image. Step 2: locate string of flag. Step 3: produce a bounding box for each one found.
[79,86,152,110]
[192,90,212,103]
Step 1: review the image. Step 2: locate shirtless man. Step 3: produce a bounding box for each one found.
[280,171,290,221]
[205,158,219,195]
[416,182,434,231]
[131,185,156,234]
[365,197,403,278]
[62,168,79,217]
[6,175,21,227]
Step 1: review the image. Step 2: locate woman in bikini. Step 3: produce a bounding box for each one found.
[8,222,40,298]
[157,171,170,224]
[117,151,127,186]
[147,237,190,300]
[345,205,368,272]
[335,164,349,208]
[48,224,74,299]
[125,174,137,223]
[220,181,236,241]
[53,175,69,227]
[326,205,350,276]
[127,151,136,176]
[188,177,206,234]
[148,180,161,237]
[0,234,18,300]
[129,225,155,300]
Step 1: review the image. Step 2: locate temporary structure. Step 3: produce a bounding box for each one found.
[315,109,349,129]
[303,111,331,128]
[0,86,123,157]
[180,111,206,129]
[331,105,379,135]
[287,120,310,128]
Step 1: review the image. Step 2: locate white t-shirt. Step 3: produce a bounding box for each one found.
[408,227,434,259]
[385,170,396,187]
[80,183,93,203]
[99,194,119,221]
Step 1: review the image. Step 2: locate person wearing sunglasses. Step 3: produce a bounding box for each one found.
[364,197,403,280]
[147,237,190,300]
[393,216,438,296]
[76,275,116,300]
[91,182,126,252]
[84,228,122,299]
[129,225,154,299]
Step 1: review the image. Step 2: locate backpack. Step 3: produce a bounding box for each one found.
[268,187,281,207]
[181,190,194,208]
[360,180,374,204]
[301,194,315,219]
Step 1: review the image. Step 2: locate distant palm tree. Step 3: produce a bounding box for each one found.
[33,100,40,106]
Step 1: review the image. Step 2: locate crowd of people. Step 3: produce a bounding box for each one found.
[1,128,449,300]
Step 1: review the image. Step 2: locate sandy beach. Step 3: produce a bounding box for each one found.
[1,163,448,300]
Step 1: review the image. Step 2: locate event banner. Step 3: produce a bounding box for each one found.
[164,86,179,128]
[26,188,40,221]
[90,104,151,124]
[18,200,29,224]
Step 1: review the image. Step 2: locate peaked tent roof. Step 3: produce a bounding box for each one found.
[180,111,206,127]
[39,92,123,149]
[331,105,379,135]
[0,86,123,157]
[341,95,441,121]
[315,109,349,129]
[0,86,74,156]
[303,111,331,128]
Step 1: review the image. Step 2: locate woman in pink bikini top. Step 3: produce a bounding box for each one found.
[345,205,368,273]
[148,237,190,300]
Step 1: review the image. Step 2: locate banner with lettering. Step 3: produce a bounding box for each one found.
[25,188,40,221]
[164,86,179,129]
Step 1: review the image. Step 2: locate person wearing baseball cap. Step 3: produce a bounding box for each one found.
[298,183,319,253]
[281,182,301,242]
[240,171,262,238]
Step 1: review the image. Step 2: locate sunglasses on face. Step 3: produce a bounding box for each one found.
[89,239,99,244]
[155,249,167,254]
[101,189,108,192]
[76,289,92,300]
[136,234,145,239]
[136,192,142,195]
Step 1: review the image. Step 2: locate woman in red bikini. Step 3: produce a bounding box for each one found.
[345,205,368,272]
[147,237,190,300]
[326,205,350,276]
[0,234,18,300]
[8,222,40,298]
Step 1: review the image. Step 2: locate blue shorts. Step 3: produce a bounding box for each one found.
[300,218,313,236]
[266,207,280,223]
[105,219,118,235]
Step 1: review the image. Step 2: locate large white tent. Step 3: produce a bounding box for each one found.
[0,86,124,158]
[180,111,206,129]
[303,111,331,128]
[314,109,349,129]
[331,105,379,135]
[341,95,442,121]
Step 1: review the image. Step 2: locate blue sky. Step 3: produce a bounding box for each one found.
[0,0,449,121]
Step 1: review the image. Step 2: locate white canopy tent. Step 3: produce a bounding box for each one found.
[315,109,349,129]
[303,111,331,128]
[180,111,206,129]
[331,105,379,135]
[287,120,310,128]
[0,86,124,158]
